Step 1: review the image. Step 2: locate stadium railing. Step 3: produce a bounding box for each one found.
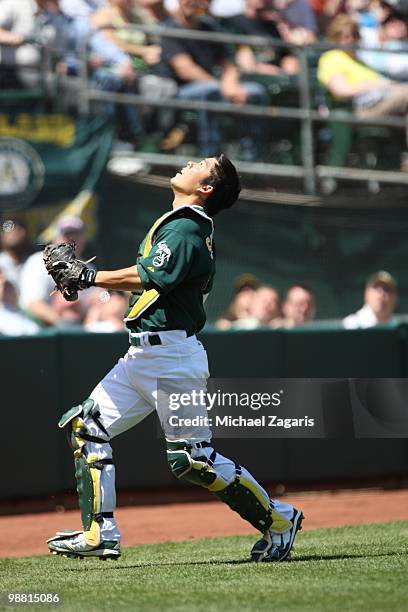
[2,25,408,195]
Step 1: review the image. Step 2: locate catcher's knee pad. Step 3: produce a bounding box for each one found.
[166,441,226,490]
[58,399,113,546]
[214,465,292,534]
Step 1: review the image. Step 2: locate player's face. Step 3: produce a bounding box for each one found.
[171,157,217,196]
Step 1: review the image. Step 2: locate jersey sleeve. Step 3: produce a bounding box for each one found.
[137,228,195,295]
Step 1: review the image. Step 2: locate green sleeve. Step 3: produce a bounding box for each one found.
[137,228,195,295]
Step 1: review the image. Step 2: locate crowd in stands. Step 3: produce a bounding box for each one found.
[0,216,400,335]
[215,269,398,329]
[0,216,128,335]
[0,0,407,162]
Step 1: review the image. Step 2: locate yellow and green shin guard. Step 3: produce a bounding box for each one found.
[166,441,292,534]
[59,400,114,546]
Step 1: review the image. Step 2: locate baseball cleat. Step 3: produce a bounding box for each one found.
[47,532,120,560]
[250,508,304,562]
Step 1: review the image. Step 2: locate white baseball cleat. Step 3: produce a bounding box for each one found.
[250,508,304,562]
[47,531,120,560]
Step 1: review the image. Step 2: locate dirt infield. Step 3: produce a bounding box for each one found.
[1,488,408,559]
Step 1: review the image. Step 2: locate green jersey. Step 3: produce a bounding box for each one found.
[125,205,215,335]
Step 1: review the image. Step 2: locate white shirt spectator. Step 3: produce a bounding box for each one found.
[359,38,408,81]
[19,251,54,308]
[343,303,396,329]
[0,0,39,66]
[0,305,39,336]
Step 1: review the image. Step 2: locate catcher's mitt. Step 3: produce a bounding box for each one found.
[43,242,96,302]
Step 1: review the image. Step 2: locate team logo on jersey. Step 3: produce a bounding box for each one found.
[152,241,171,267]
[0,137,45,210]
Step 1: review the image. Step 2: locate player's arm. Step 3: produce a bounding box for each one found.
[94,266,143,292]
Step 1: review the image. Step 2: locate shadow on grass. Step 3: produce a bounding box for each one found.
[291,550,407,562]
[63,549,406,572]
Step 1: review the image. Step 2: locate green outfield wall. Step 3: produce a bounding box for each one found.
[97,176,408,324]
[2,325,408,500]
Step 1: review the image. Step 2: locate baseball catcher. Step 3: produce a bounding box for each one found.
[46,155,304,562]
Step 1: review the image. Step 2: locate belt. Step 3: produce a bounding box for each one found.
[193,441,212,449]
[130,334,162,347]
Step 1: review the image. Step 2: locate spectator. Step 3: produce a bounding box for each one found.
[273,283,316,327]
[0,219,32,295]
[0,271,40,336]
[310,0,343,35]
[343,270,398,328]
[217,283,281,329]
[227,0,300,76]
[215,273,259,329]
[248,284,282,326]
[344,0,379,42]
[273,0,318,43]
[91,0,177,135]
[0,0,39,87]
[359,5,408,80]
[19,216,91,327]
[91,0,163,71]
[84,289,128,332]
[318,14,408,170]
[12,0,146,143]
[160,0,268,159]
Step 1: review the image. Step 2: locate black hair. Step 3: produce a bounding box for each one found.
[201,154,241,218]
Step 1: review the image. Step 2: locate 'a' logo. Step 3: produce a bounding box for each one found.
[0,138,44,210]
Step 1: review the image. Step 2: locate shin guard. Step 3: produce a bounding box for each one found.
[59,400,114,546]
[167,441,292,534]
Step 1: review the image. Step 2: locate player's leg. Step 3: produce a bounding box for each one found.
[166,440,303,561]
[158,338,303,561]
[47,353,154,559]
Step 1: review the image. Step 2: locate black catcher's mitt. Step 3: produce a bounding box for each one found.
[43,242,96,302]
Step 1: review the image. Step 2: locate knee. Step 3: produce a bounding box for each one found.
[167,445,192,479]
[59,399,110,454]
[166,441,220,488]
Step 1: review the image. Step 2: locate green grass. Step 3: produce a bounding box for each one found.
[1,521,407,612]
